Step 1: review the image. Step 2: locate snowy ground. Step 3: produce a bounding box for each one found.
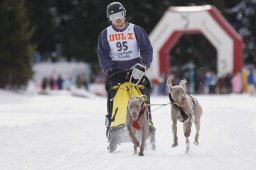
[0,90,256,170]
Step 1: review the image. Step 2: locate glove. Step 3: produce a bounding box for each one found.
[130,63,147,72]
[105,67,113,75]
[130,63,146,79]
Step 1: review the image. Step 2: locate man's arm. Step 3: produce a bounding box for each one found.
[97,29,113,74]
[134,25,153,69]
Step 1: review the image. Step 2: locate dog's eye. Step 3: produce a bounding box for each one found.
[135,105,140,112]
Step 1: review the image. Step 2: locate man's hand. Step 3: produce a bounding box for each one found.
[131,63,147,72]
[130,63,147,85]
[106,67,113,75]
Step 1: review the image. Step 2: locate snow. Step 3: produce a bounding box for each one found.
[0,90,256,170]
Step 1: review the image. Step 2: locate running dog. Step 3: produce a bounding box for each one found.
[126,96,149,156]
[166,78,203,153]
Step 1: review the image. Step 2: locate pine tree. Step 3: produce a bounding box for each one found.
[60,0,108,63]
[0,0,34,89]
[25,0,58,58]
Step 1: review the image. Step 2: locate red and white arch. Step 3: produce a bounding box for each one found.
[148,5,243,79]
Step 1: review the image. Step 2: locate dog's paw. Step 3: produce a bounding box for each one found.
[151,143,156,151]
[172,143,178,148]
[134,140,140,147]
[134,145,138,154]
[138,152,144,156]
[194,141,199,145]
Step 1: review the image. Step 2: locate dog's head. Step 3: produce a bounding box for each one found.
[166,77,187,107]
[127,97,144,120]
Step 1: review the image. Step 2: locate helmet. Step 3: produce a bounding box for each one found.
[106,2,126,19]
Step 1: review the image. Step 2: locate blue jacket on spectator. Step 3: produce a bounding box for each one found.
[248,73,254,85]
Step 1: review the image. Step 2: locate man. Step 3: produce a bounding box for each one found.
[97,2,156,152]
[97,2,152,74]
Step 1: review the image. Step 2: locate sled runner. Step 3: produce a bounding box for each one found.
[105,65,156,152]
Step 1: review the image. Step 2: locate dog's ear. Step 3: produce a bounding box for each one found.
[166,76,173,88]
[179,79,187,89]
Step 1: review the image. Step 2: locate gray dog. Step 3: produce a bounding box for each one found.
[166,77,203,153]
[126,96,149,156]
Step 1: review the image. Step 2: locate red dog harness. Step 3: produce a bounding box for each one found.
[133,105,146,130]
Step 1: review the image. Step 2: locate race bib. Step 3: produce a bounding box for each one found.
[107,23,140,61]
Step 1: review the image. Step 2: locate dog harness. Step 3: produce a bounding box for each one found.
[188,95,196,110]
[133,105,146,130]
[168,93,191,122]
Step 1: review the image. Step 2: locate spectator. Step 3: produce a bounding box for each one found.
[76,74,84,88]
[158,74,167,95]
[49,77,54,90]
[84,72,91,90]
[63,76,71,90]
[217,76,225,94]
[57,75,63,90]
[151,78,160,95]
[253,69,256,89]
[224,73,232,94]
[209,72,217,94]
[41,77,48,91]
[231,72,242,94]
[196,71,205,94]
[204,71,211,94]
[33,50,41,64]
[247,69,255,96]
[241,69,248,93]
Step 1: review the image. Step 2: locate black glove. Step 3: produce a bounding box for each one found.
[130,63,147,85]
[106,67,114,75]
[130,63,147,72]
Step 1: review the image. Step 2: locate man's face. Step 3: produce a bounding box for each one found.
[109,12,126,28]
[112,18,125,27]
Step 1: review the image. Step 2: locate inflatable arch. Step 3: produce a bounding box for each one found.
[148,5,243,79]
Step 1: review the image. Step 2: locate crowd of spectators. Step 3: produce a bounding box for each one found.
[40,73,90,92]
[153,68,256,96]
[41,68,255,96]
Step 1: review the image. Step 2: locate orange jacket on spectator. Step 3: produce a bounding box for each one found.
[241,71,248,93]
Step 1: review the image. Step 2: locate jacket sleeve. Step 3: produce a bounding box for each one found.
[97,29,112,74]
[134,25,153,69]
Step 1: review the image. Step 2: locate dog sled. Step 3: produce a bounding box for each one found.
[105,64,156,152]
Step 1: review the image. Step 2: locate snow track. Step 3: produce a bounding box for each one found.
[0,91,256,170]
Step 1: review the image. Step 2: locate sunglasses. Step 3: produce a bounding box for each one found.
[109,12,125,22]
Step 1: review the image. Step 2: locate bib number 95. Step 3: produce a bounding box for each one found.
[116,41,128,51]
